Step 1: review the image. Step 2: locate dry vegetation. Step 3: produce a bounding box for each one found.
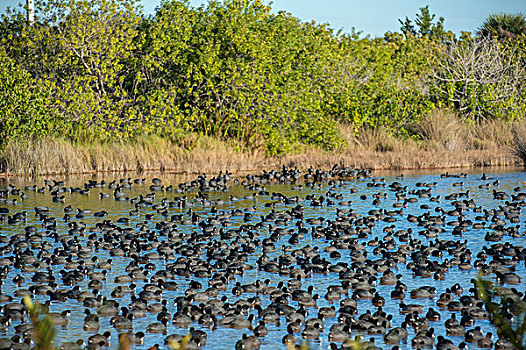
[410,110,466,151]
[512,120,526,167]
[0,110,523,177]
[0,136,265,177]
[277,111,520,171]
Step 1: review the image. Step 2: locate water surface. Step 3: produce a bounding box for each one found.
[0,168,524,349]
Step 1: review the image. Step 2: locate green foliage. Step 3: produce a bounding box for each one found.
[479,13,526,39]
[23,295,56,350]
[475,273,526,350]
[286,337,374,350]
[325,35,437,135]
[1,0,143,142]
[138,0,346,155]
[22,296,136,350]
[140,0,275,148]
[398,6,454,42]
[0,0,524,155]
[168,334,192,350]
[0,48,52,145]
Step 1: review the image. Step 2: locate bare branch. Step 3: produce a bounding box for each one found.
[431,37,525,121]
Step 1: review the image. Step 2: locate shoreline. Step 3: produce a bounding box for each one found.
[2,115,525,178]
[0,144,522,178]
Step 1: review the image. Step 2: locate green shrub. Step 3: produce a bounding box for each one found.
[0,49,52,145]
[0,0,524,155]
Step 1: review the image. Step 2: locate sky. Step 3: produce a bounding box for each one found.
[1,0,525,38]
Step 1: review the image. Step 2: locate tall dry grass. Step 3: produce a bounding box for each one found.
[274,117,517,171]
[0,114,522,177]
[410,109,466,151]
[0,135,265,176]
[276,146,515,171]
[465,118,514,151]
[340,124,420,153]
[409,109,515,152]
[512,120,526,167]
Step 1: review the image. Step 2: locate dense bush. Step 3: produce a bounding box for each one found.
[0,1,524,154]
[136,0,347,154]
[0,48,52,145]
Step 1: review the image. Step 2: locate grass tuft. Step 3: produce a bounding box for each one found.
[342,124,419,154]
[466,118,514,150]
[411,109,465,151]
[512,120,526,167]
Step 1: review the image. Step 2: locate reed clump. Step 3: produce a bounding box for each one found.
[512,120,526,167]
[466,118,514,151]
[344,125,420,154]
[409,109,516,152]
[411,109,465,151]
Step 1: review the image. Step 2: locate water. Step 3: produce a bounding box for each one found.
[0,168,524,349]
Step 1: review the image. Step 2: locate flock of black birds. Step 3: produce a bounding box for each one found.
[0,165,524,350]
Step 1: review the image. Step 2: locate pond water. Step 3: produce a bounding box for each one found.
[0,167,524,350]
